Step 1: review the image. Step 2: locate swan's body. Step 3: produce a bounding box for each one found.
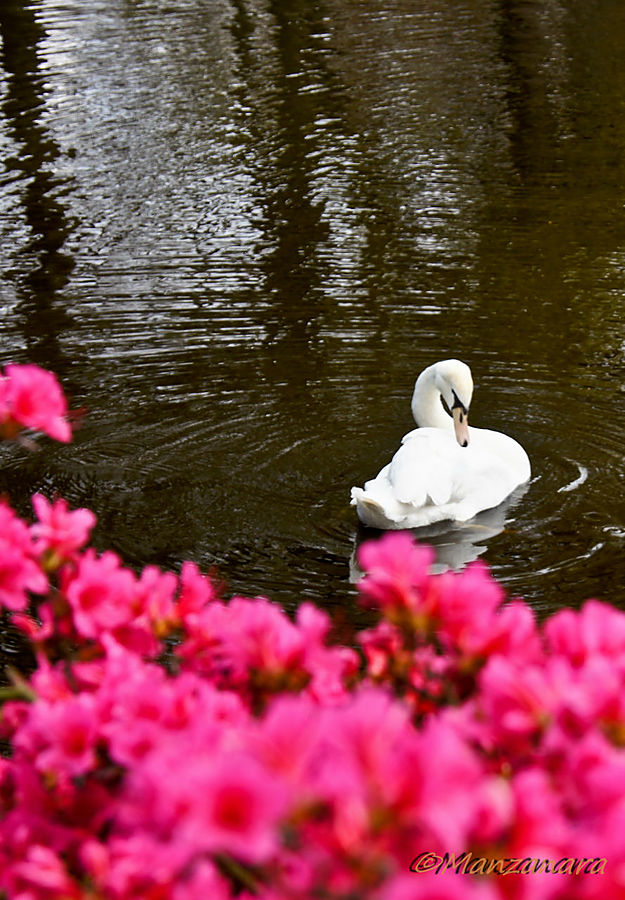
[350,359,530,530]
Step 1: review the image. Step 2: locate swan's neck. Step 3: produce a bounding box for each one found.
[411,365,453,431]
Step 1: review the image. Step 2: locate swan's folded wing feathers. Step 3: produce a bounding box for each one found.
[425,460,455,506]
[388,434,453,507]
[400,428,420,444]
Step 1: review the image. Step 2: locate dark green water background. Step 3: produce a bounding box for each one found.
[1,0,625,647]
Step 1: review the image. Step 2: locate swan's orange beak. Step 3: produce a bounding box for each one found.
[452,406,470,447]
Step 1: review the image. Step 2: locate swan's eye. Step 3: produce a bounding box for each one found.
[451,391,468,417]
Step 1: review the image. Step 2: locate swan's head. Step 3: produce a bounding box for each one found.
[433,359,473,447]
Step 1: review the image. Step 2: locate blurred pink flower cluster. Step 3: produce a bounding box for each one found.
[0,364,71,443]
[0,366,622,900]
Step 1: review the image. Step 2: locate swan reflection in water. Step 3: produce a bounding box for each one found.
[349,483,530,581]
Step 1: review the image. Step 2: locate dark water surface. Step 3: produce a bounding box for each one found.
[2,0,625,640]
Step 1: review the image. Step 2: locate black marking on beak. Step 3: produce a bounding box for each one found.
[451,390,468,417]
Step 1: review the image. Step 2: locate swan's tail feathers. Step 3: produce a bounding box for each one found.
[350,487,381,511]
[350,487,401,529]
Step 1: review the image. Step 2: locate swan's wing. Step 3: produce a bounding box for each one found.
[400,428,421,444]
[388,430,455,506]
[352,426,531,529]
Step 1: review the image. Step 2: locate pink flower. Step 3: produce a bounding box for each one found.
[474,599,540,661]
[295,603,359,704]
[357,533,435,621]
[252,694,324,783]
[192,751,288,862]
[397,716,493,851]
[508,767,571,855]
[407,645,453,703]
[175,599,240,681]
[86,833,190,898]
[379,871,498,900]
[126,747,288,865]
[102,666,171,766]
[179,596,306,690]
[10,605,55,643]
[31,494,96,563]
[135,564,178,634]
[433,562,505,658]
[545,600,625,665]
[2,364,71,442]
[438,570,539,662]
[476,655,555,756]
[359,619,404,679]
[0,500,47,611]
[95,640,248,766]
[172,860,233,900]
[29,656,73,702]
[321,686,413,793]
[437,560,505,625]
[178,594,358,706]
[10,845,80,899]
[24,694,100,778]
[176,560,218,621]
[64,549,137,639]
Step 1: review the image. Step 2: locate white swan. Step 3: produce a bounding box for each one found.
[350,359,530,529]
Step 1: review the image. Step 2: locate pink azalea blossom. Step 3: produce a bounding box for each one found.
[252,694,324,784]
[172,860,233,900]
[31,493,96,563]
[379,871,498,900]
[2,364,71,442]
[476,655,555,755]
[136,564,178,634]
[397,716,494,851]
[176,559,218,621]
[437,560,505,623]
[101,666,172,765]
[359,619,405,679]
[507,767,571,856]
[545,600,625,665]
[473,599,540,661]
[296,603,359,703]
[192,753,288,862]
[63,549,138,639]
[29,655,73,702]
[86,833,191,898]
[177,593,356,704]
[175,599,240,682]
[227,596,307,672]
[357,532,435,620]
[22,694,100,778]
[0,500,47,611]
[9,844,81,899]
[10,605,55,643]
[124,746,288,865]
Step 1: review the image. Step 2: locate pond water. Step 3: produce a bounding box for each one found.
[1,0,625,649]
